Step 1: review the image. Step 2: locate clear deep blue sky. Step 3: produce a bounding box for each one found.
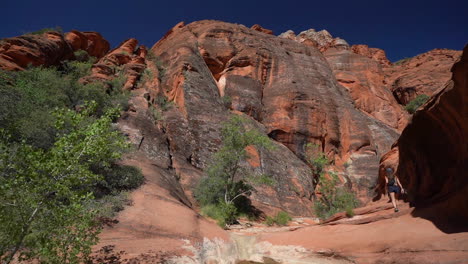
[1,0,467,62]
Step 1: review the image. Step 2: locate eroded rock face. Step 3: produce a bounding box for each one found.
[0,30,110,71]
[82,38,146,90]
[0,32,74,71]
[385,49,462,105]
[279,29,349,52]
[147,20,399,211]
[396,45,468,225]
[324,47,408,130]
[351,44,391,66]
[250,24,273,35]
[65,30,110,58]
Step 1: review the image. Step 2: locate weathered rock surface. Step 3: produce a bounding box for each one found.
[250,24,273,35]
[351,44,391,66]
[64,30,110,58]
[146,20,399,211]
[385,48,462,105]
[324,47,408,130]
[82,38,146,90]
[0,32,74,70]
[279,29,349,52]
[0,30,110,71]
[396,45,468,227]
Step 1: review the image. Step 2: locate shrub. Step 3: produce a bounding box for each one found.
[313,172,359,220]
[264,216,275,226]
[393,57,411,65]
[264,211,292,226]
[404,94,430,114]
[274,211,292,226]
[195,116,275,227]
[93,165,144,197]
[221,95,232,108]
[201,202,238,228]
[27,26,63,35]
[73,50,96,63]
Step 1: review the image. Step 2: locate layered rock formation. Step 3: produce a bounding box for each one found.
[0,30,110,71]
[324,47,408,130]
[385,49,462,105]
[395,45,468,227]
[280,28,407,130]
[82,38,146,90]
[64,30,110,58]
[144,20,400,211]
[351,44,391,66]
[279,29,349,52]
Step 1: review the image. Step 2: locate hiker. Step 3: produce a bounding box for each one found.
[384,167,405,212]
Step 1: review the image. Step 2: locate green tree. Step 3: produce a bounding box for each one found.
[304,143,329,199]
[0,102,128,264]
[405,94,430,114]
[313,172,359,220]
[195,115,274,226]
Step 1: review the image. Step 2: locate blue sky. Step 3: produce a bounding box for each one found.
[1,0,467,61]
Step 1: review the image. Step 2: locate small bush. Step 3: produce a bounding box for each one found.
[314,172,359,220]
[201,202,238,228]
[27,26,63,35]
[394,57,411,65]
[88,191,132,219]
[345,207,355,218]
[265,216,275,226]
[73,50,96,63]
[274,211,292,226]
[264,211,292,226]
[221,95,232,108]
[93,164,144,197]
[405,94,430,114]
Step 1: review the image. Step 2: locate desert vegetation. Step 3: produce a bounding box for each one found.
[305,144,359,220]
[195,116,275,228]
[0,52,143,263]
[404,94,430,114]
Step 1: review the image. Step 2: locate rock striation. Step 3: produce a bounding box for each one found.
[64,30,110,58]
[279,29,349,52]
[147,20,399,210]
[0,30,110,71]
[0,31,74,71]
[385,49,462,105]
[395,45,468,226]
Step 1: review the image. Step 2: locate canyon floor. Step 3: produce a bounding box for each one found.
[92,157,468,264]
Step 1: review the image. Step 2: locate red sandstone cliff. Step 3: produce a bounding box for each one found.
[0,30,109,71]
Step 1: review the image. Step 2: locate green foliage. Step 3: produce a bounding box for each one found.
[394,57,411,65]
[264,216,275,226]
[221,95,232,108]
[313,172,359,220]
[195,116,275,227]
[0,102,128,264]
[93,165,144,196]
[264,211,292,226]
[305,143,329,178]
[201,202,238,228]
[0,62,129,149]
[404,94,430,114]
[27,26,63,35]
[146,52,166,81]
[88,191,131,219]
[273,211,292,226]
[73,50,96,64]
